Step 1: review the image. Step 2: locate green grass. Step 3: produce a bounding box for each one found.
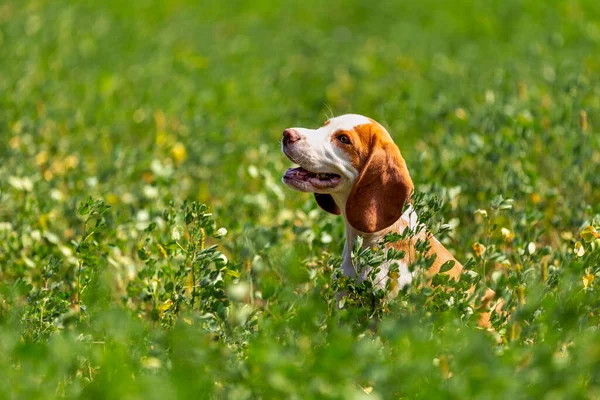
[1,0,600,398]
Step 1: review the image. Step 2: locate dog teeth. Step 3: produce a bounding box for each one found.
[302,171,333,180]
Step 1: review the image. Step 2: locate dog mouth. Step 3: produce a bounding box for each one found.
[283,167,341,190]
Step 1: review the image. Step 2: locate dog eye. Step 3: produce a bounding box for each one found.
[337,135,351,144]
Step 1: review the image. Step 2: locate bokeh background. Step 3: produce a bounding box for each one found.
[1,0,600,398]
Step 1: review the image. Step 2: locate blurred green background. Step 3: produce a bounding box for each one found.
[1,0,600,398]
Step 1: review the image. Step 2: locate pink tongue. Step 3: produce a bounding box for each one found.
[297,168,309,176]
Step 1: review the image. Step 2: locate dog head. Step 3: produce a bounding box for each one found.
[282,114,413,233]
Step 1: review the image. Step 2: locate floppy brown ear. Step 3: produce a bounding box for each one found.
[314,193,341,215]
[346,141,414,233]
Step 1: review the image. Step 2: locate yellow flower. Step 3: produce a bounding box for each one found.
[388,270,400,293]
[141,357,162,369]
[361,386,374,394]
[171,142,187,164]
[106,193,119,205]
[65,154,79,169]
[35,151,48,166]
[580,110,588,132]
[580,226,599,243]
[583,273,595,289]
[184,272,194,300]
[438,355,452,379]
[157,243,167,258]
[501,228,514,243]
[472,242,486,257]
[158,299,173,317]
[455,108,467,120]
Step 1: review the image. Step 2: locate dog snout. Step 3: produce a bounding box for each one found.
[282,128,301,145]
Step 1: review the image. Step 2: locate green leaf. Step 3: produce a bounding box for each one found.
[144,222,157,233]
[225,269,240,278]
[13,278,33,296]
[439,260,456,273]
[137,248,150,261]
[77,196,93,216]
[499,199,514,210]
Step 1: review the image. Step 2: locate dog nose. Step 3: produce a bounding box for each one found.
[283,128,301,145]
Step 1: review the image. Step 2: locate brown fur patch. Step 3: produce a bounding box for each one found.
[342,123,414,233]
[384,227,499,328]
[331,123,374,170]
[384,218,463,279]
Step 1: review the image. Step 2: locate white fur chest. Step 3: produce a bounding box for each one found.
[339,205,418,291]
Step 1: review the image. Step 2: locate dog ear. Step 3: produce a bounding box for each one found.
[314,193,341,215]
[345,141,413,233]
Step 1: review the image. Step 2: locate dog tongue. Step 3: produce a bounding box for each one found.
[285,167,306,179]
[286,167,309,176]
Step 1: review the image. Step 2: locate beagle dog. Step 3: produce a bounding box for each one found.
[281,114,498,326]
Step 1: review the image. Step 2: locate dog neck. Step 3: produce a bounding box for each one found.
[339,204,418,283]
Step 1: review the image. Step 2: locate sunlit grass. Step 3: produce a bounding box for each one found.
[1,0,600,398]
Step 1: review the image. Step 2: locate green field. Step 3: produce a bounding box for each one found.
[1,0,600,398]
